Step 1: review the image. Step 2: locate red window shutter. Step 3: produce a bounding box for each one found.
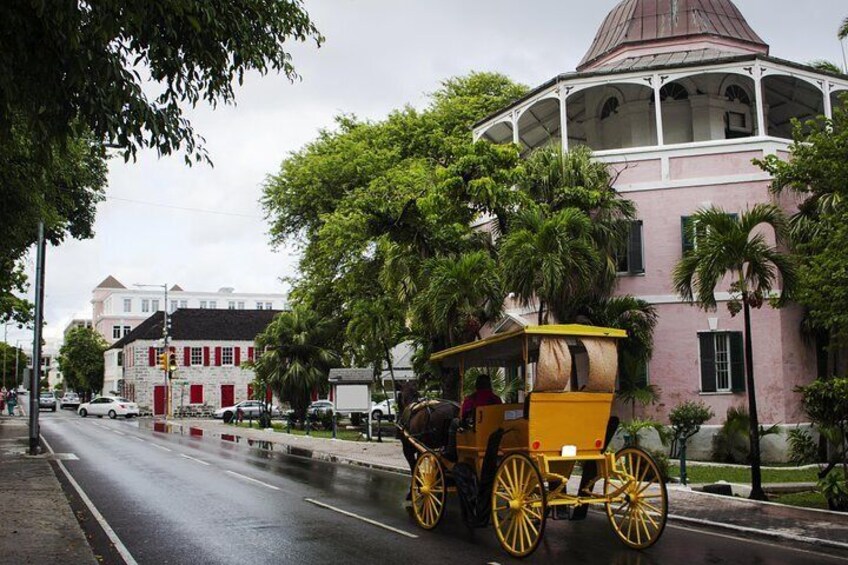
[214,347,222,366]
[234,347,241,366]
[265,388,272,403]
[183,347,191,366]
[148,347,155,366]
[247,384,254,400]
[203,347,210,366]
[248,347,255,361]
[190,384,203,404]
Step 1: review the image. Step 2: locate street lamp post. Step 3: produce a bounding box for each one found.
[135,283,169,418]
[2,322,8,391]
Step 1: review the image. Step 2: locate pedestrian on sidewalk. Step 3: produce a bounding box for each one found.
[6,389,17,416]
[0,388,6,414]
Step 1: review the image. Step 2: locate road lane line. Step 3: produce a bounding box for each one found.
[41,435,139,565]
[130,436,146,443]
[225,470,280,491]
[112,430,126,436]
[150,443,172,452]
[180,454,210,466]
[304,498,418,539]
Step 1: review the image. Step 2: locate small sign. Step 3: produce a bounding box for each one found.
[561,445,577,457]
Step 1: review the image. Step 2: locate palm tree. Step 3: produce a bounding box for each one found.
[809,60,845,75]
[839,16,848,40]
[672,204,797,500]
[584,296,659,419]
[253,306,339,421]
[518,145,636,316]
[500,206,600,324]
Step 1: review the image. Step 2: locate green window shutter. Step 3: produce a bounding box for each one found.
[730,332,746,392]
[699,333,717,393]
[628,221,645,274]
[681,216,694,254]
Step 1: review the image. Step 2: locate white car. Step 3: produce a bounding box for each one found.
[78,397,139,419]
[370,399,398,421]
[60,393,80,409]
[214,400,280,421]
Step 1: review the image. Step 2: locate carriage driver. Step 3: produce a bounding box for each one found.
[445,374,502,461]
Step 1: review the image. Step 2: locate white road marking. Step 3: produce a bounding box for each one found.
[150,443,172,453]
[130,436,146,443]
[112,430,126,436]
[41,435,139,565]
[304,498,419,539]
[225,470,280,491]
[180,454,210,466]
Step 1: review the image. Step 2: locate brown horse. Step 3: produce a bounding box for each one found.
[396,381,459,475]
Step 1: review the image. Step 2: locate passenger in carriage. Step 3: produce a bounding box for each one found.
[460,374,502,420]
[446,374,502,461]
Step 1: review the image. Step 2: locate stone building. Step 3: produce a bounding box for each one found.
[112,309,278,415]
[473,0,848,447]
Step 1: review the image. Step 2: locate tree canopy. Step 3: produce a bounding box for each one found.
[0,342,28,391]
[0,0,322,164]
[58,327,108,393]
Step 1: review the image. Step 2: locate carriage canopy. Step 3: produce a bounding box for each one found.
[429,324,627,394]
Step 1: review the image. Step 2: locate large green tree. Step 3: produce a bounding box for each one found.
[757,94,848,375]
[0,342,28,391]
[263,73,527,398]
[672,204,797,500]
[58,327,108,393]
[0,1,322,164]
[253,306,339,420]
[0,126,107,325]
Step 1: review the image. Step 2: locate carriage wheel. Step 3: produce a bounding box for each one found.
[605,447,668,549]
[491,453,546,558]
[411,452,446,530]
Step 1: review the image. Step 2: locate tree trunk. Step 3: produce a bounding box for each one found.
[384,347,398,420]
[441,366,460,401]
[537,301,544,326]
[743,297,766,501]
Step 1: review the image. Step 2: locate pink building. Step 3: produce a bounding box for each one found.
[473,0,848,441]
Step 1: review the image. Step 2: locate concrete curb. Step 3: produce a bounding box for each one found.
[669,514,848,551]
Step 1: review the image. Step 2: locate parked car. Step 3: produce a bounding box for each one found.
[78,397,139,419]
[38,392,57,412]
[307,399,334,419]
[370,399,398,421]
[213,400,280,422]
[60,393,80,409]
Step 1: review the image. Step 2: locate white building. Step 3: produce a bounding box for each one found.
[90,275,286,391]
[111,308,279,413]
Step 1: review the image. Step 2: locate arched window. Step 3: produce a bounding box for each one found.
[660,83,689,101]
[600,97,619,120]
[725,85,751,105]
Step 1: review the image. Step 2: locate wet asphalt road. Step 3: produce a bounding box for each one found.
[39,409,848,565]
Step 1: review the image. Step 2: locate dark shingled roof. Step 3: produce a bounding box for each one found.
[111,309,280,349]
[578,0,767,71]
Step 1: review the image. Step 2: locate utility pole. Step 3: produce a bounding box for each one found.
[14,340,20,390]
[2,322,7,391]
[30,222,46,455]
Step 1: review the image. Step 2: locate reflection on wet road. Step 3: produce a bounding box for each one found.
[40,410,848,564]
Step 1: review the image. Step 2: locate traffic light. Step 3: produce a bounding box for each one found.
[158,352,168,370]
[168,352,177,372]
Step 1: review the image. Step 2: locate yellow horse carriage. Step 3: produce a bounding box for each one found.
[400,325,668,558]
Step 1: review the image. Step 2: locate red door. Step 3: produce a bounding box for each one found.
[153,385,166,416]
[220,384,235,408]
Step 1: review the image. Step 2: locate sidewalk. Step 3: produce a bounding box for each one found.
[0,414,97,564]
[171,418,848,551]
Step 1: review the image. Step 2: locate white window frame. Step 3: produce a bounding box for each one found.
[190,347,203,366]
[170,300,178,313]
[209,301,217,309]
[237,301,245,310]
[221,346,234,366]
[200,301,207,309]
[179,300,188,309]
[228,301,236,310]
[122,325,131,337]
[123,298,132,313]
[713,333,732,393]
[265,302,272,310]
[256,302,264,310]
[112,326,122,339]
[151,299,160,311]
[141,299,150,313]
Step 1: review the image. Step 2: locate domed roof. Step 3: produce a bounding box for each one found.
[578,0,768,71]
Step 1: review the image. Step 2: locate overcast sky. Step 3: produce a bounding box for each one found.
[7,0,848,348]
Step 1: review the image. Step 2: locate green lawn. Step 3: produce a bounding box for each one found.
[669,464,819,484]
[771,491,829,510]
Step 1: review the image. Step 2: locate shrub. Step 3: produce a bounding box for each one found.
[647,449,670,483]
[819,471,848,511]
[711,407,780,464]
[669,401,714,440]
[619,419,671,448]
[787,427,819,466]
